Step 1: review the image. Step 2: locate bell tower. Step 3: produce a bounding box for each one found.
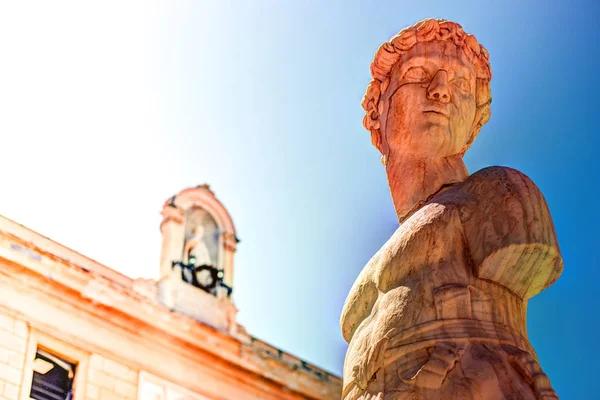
[157,185,239,333]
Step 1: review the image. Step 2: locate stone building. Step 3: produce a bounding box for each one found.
[0,185,342,400]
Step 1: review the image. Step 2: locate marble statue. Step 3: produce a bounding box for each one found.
[184,225,213,268]
[340,19,563,400]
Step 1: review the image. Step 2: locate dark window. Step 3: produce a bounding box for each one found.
[30,348,76,400]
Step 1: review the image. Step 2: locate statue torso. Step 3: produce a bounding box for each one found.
[340,167,562,400]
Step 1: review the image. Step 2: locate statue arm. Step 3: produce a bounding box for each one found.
[462,166,563,299]
[340,265,378,343]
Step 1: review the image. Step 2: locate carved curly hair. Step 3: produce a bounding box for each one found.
[362,19,492,156]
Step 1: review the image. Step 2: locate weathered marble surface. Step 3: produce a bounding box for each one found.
[341,19,563,400]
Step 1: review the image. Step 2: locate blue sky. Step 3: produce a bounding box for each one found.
[0,1,597,398]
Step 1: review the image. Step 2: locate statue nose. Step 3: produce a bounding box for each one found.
[427,70,451,104]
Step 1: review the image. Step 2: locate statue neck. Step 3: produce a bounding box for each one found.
[385,154,468,223]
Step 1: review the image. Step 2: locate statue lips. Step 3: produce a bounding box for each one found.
[422,106,450,125]
[422,106,450,118]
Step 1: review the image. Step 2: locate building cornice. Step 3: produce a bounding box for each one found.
[0,216,341,400]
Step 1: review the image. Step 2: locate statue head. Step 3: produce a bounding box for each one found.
[362,19,492,162]
[193,225,205,237]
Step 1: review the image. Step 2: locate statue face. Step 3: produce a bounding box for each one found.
[384,40,477,158]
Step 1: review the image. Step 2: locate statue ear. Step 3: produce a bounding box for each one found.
[362,80,386,156]
[374,87,392,162]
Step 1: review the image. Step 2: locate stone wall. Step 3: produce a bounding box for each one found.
[0,312,28,400]
[86,354,138,400]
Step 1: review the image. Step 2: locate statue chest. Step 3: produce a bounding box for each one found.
[373,200,470,294]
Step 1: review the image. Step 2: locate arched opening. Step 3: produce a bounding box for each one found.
[170,206,231,296]
[183,207,220,269]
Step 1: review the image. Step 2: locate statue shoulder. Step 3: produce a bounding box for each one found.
[463,166,541,199]
[460,166,563,299]
[457,166,550,222]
